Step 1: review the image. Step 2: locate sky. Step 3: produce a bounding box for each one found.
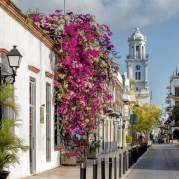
[14,0,179,108]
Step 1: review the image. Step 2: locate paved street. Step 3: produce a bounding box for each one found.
[125,144,179,179]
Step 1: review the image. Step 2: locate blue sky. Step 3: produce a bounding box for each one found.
[112,16,179,107]
[15,0,179,107]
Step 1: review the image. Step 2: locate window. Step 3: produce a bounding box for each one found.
[102,120,105,150]
[29,77,36,173]
[175,87,179,97]
[135,65,141,80]
[135,71,141,80]
[138,72,141,80]
[54,98,62,146]
[136,46,140,58]
[136,65,140,70]
[46,83,51,162]
[136,46,139,51]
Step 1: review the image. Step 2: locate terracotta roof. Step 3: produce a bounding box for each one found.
[0,0,58,53]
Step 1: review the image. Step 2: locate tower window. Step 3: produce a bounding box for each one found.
[136,46,139,51]
[136,65,140,70]
[136,46,140,58]
[135,71,141,80]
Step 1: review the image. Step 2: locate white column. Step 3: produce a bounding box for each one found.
[130,65,133,79]
[143,45,146,59]
[145,64,148,81]
[119,118,123,147]
[144,63,148,88]
[129,44,132,57]
[134,44,136,59]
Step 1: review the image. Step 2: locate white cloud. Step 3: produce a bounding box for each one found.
[15,0,179,32]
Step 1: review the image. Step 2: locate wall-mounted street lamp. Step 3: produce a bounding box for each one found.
[0,45,22,84]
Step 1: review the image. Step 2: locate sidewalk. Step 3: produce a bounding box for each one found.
[23,166,88,179]
[23,149,125,179]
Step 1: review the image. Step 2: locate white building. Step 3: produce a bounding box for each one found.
[126,27,150,105]
[166,70,179,108]
[96,71,124,155]
[0,0,60,178]
[166,69,179,141]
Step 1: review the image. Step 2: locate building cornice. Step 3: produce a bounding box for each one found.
[45,71,54,79]
[0,0,58,52]
[28,65,40,73]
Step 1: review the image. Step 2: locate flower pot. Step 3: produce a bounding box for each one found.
[0,171,10,179]
[77,156,87,163]
[87,149,97,159]
[60,153,77,166]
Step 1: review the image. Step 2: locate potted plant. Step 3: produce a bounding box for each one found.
[0,119,27,179]
[87,132,100,159]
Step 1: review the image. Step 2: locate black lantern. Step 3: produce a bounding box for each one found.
[7,45,22,70]
[0,45,22,84]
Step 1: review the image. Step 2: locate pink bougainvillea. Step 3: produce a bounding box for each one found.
[32,10,118,157]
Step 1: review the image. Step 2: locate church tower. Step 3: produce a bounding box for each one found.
[126,27,150,105]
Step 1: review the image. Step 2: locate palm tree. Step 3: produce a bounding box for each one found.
[0,84,27,178]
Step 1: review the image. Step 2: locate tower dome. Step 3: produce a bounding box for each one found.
[129,27,145,41]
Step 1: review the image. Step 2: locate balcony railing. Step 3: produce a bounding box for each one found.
[126,54,149,59]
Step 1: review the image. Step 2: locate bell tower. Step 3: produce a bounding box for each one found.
[126,27,150,105]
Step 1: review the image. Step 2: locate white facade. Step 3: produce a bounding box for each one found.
[126,27,150,105]
[166,71,179,110]
[97,72,124,154]
[0,1,59,178]
[165,70,179,142]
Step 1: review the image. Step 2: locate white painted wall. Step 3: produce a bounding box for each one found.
[170,77,179,106]
[0,7,59,179]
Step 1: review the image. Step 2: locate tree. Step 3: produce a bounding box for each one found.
[172,104,179,125]
[133,104,161,137]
